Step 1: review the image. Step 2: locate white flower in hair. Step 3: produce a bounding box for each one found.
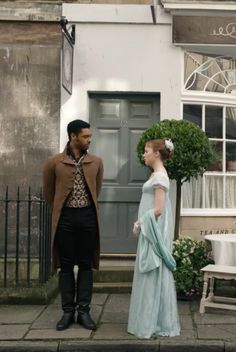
[165,139,174,151]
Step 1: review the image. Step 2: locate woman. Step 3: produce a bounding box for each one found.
[128,138,180,338]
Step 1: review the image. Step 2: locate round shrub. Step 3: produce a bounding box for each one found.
[137,119,215,184]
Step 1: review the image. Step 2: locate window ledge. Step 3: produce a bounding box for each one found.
[181,91,236,106]
[181,209,236,217]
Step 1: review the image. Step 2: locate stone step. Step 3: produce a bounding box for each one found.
[93,266,134,283]
[93,259,134,293]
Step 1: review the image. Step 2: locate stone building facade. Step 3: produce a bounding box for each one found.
[0,0,236,255]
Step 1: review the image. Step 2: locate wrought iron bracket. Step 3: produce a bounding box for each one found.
[60,16,75,45]
[150,0,157,24]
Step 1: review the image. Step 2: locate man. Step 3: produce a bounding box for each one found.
[43,119,103,331]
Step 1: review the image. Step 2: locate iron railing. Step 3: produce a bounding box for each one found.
[0,187,52,288]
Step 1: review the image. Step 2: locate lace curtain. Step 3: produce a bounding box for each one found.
[182,176,236,209]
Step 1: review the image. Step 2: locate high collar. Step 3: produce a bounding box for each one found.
[61,144,93,164]
[66,142,87,161]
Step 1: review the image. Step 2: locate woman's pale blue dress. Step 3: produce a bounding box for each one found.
[128,171,180,338]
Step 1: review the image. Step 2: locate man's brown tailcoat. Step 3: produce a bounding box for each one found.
[43,147,103,270]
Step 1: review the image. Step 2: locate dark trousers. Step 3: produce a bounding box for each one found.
[56,206,97,273]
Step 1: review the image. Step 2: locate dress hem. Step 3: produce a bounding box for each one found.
[127,329,181,339]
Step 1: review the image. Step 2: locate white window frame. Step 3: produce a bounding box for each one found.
[181,91,236,217]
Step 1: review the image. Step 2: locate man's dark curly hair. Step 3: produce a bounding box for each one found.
[67,119,90,141]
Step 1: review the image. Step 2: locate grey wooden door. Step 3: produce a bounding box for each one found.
[89,93,160,253]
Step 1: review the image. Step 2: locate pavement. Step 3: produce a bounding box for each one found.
[0,293,236,352]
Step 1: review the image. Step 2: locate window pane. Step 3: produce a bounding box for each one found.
[226,107,236,139]
[184,52,236,94]
[205,81,225,93]
[205,106,223,138]
[205,176,223,208]
[201,59,221,78]
[209,73,228,88]
[225,71,236,85]
[226,142,236,172]
[184,52,204,84]
[207,141,222,171]
[226,176,236,208]
[183,105,202,127]
[219,57,236,71]
[187,73,209,90]
[182,177,202,208]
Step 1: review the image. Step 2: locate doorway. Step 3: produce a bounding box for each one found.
[89,92,160,253]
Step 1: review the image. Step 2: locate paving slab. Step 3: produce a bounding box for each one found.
[0,325,30,340]
[92,293,108,306]
[25,326,91,340]
[177,301,191,315]
[179,314,193,330]
[32,305,102,329]
[194,311,236,324]
[31,305,61,329]
[101,293,130,323]
[197,324,236,340]
[0,305,45,324]
[103,293,130,312]
[93,323,136,340]
[101,310,128,323]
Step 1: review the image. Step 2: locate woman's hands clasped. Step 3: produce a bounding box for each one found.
[133,221,140,236]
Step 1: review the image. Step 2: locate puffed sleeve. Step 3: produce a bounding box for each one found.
[151,173,169,192]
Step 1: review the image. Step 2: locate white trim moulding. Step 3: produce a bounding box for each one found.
[162,2,236,12]
[62,3,171,24]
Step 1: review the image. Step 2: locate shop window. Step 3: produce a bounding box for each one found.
[182,52,236,213]
[182,104,236,210]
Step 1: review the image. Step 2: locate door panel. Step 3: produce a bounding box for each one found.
[97,129,120,182]
[89,93,160,253]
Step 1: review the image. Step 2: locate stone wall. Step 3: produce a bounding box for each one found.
[0,22,61,196]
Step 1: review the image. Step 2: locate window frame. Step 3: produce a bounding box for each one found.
[181,94,236,217]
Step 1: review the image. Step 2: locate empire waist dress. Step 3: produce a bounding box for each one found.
[127,171,180,338]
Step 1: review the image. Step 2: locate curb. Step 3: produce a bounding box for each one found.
[0,340,229,352]
[0,342,58,352]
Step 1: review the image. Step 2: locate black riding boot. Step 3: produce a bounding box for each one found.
[56,272,75,331]
[76,270,96,330]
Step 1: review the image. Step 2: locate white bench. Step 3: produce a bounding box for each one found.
[199,264,236,314]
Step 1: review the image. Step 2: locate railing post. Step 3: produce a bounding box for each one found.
[27,187,32,287]
[42,200,46,283]
[39,189,43,284]
[4,186,9,288]
[15,187,20,287]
